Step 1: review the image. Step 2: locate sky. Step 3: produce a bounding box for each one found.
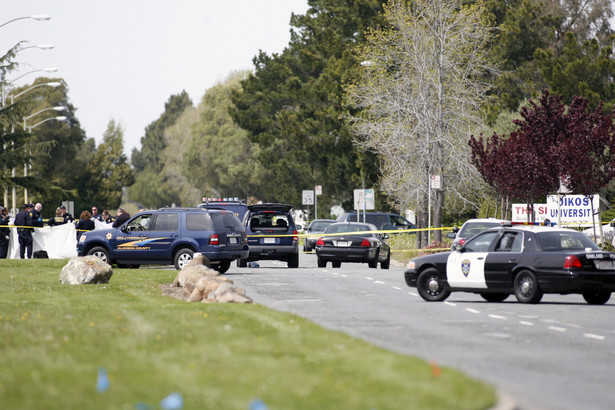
[1,0,309,154]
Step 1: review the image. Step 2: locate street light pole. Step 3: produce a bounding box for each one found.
[22,108,67,203]
[0,15,50,29]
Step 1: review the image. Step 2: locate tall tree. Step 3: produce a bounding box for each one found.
[80,120,134,212]
[129,91,192,207]
[230,0,386,211]
[183,71,265,202]
[345,0,495,245]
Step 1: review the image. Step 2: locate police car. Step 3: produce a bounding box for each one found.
[77,207,248,272]
[404,223,615,304]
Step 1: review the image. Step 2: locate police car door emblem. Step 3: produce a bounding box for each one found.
[461,259,471,277]
[106,232,113,240]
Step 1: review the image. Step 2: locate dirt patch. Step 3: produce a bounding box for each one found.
[160,283,184,300]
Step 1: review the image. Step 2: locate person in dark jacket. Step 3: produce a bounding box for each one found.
[48,207,68,226]
[14,204,34,259]
[112,208,130,228]
[75,210,96,241]
[60,205,74,223]
[31,203,44,227]
[0,206,10,259]
[101,209,114,224]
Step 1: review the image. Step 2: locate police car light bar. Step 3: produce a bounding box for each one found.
[202,197,241,203]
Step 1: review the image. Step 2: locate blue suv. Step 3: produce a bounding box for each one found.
[238,203,301,268]
[77,207,248,272]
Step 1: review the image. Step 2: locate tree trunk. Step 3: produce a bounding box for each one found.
[433,189,443,243]
[417,211,429,248]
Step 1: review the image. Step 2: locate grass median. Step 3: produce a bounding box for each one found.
[0,259,495,409]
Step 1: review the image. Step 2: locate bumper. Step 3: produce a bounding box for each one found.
[247,244,298,261]
[539,270,615,293]
[404,269,418,287]
[316,247,377,262]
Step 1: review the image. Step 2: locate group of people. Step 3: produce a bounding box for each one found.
[0,203,132,259]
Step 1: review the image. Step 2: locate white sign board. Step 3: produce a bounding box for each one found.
[315,185,322,195]
[546,194,599,225]
[430,175,441,190]
[354,189,375,210]
[511,204,548,223]
[302,190,314,205]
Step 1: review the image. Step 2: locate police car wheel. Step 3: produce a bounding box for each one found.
[332,261,341,268]
[381,252,390,269]
[513,270,543,304]
[237,258,247,268]
[288,253,299,268]
[213,261,231,274]
[417,269,450,302]
[582,290,611,305]
[480,292,509,303]
[317,257,327,268]
[174,248,194,270]
[368,251,379,269]
[88,246,110,264]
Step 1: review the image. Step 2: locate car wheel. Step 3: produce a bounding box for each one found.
[213,261,231,274]
[582,290,611,305]
[332,261,341,268]
[287,253,299,268]
[174,248,194,270]
[480,292,509,302]
[303,245,311,253]
[237,258,247,268]
[317,257,327,268]
[88,246,111,265]
[416,268,450,302]
[513,270,543,304]
[381,252,390,269]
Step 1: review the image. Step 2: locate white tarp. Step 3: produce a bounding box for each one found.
[6,219,115,259]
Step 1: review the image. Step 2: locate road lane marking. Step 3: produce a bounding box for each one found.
[488,314,507,320]
[520,321,534,326]
[392,286,401,290]
[408,292,418,297]
[444,301,457,307]
[374,280,385,284]
[366,277,373,281]
[584,333,606,341]
[548,326,566,332]
[466,308,480,314]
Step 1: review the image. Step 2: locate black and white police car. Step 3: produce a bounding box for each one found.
[404,223,615,304]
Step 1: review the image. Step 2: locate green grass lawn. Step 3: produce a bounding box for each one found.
[0,259,495,409]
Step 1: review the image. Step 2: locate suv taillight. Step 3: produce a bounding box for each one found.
[293,230,298,241]
[210,234,219,245]
[564,255,581,269]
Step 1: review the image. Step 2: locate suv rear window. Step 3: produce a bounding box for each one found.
[186,213,212,231]
[211,213,243,231]
[249,212,290,230]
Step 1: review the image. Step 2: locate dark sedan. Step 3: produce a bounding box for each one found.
[315,222,390,269]
[404,224,615,304]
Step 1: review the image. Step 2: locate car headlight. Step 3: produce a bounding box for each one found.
[79,235,86,243]
[406,260,415,269]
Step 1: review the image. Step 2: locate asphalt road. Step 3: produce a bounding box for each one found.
[226,252,615,410]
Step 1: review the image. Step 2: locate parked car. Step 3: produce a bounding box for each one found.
[303,219,335,252]
[405,223,615,304]
[447,218,508,249]
[77,207,248,272]
[315,222,391,269]
[238,203,301,268]
[336,212,416,231]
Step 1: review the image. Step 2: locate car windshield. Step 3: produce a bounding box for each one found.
[325,223,372,234]
[459,221,502,238]
[537,231,601,251]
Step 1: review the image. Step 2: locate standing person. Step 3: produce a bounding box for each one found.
[101,209,114,224]
[48,207,67,226]
[31,203,44,227]
[60,205,74,223]
[0,207,10,259]
[91,206,103,222]
[112,208,130,228]
[75,210,96,241]
[14,204,34,259]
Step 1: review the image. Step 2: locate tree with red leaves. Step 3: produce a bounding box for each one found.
[470,90,615,223]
